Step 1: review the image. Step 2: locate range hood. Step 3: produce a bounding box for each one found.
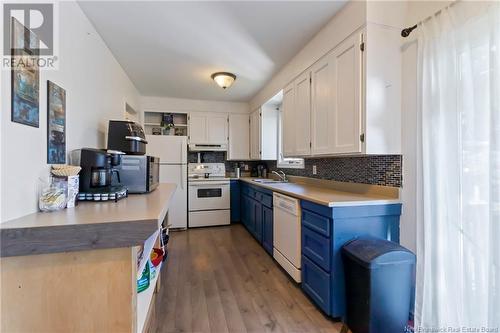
[188,143,228,152]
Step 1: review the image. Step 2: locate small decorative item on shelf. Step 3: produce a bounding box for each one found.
[162,124,174,136]
[152,127,162,135]
[161,113,175,135]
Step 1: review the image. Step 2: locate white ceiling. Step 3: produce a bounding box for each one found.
[79,1,347,102]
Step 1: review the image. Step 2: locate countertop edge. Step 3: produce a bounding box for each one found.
[0,184,176,258]
[0,219,158,257]
[237,178,401,207]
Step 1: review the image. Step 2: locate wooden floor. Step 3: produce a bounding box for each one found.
[150,224,342,333]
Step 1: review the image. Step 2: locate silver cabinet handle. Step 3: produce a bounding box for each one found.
[189,183,229,187]
[125,136,148,144]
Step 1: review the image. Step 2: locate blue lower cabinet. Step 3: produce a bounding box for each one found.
[302,226,331,271]
[241,194,251,230]
[239,182,274,256]
[302,255,332,315]
[247,196,256,234]
[302,209,331,237]
[253,200,263,242]
[300,199,402,319]
[262,205,273,255]
[230,180,241,222]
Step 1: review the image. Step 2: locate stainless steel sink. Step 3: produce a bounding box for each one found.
[252,179,288,184]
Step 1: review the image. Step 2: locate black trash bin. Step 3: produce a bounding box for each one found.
[342,238,416,333]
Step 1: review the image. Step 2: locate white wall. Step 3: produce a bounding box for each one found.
[0,1,140,222]
[249,1,411,111]
[399,1,452,252]
[249,0,366,110]
[141,95,249,115]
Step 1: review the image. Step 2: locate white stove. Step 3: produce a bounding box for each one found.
[188,163,230,228]
[188,163,230,182]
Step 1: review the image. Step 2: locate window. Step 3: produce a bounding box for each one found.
[277,108,304,169]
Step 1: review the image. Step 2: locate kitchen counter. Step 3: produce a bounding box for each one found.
[0,183,177,257]
[238,177,399,206]
[1,183,176,333]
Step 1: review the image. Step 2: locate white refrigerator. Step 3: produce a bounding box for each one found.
[146,135,188,229]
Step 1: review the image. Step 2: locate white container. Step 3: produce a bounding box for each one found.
[66,175,79,208]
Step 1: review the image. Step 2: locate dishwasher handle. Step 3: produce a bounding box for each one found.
[273,193,300,216]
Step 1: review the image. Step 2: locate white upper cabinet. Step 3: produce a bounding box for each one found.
[282,72,311,157]
[363,23,401,154]
[282,83,295,157]
[188,112,228,145]
[310,53,335,155]
[310,33,362,156]
[227,114,250,160]
[250,109,261,160]
[188,112,208,144]
[207,114,229,144]
[281,22,401,157]
[294,72,312,156]
[331,32,362,154]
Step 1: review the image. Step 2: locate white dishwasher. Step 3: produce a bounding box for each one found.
[273,192,302,283]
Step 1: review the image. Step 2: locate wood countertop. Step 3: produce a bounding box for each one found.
[238,177,400,207]
[0,184,177,257]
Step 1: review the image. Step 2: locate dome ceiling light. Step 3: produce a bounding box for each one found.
[211,72,236,89]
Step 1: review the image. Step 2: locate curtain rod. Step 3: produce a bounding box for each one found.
[401,1,458,38]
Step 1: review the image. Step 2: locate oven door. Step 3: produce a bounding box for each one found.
[188,181,230,211]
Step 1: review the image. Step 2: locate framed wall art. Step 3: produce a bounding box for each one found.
[11,18,40,127]
[47,81,66,164]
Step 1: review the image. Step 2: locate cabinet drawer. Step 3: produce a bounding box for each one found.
[302,255,331,315]
[241,185,255,198]
[302,209,331,237]
[260,193,273,208]
[302,226,331,271]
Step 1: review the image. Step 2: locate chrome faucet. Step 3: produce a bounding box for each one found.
[272,170,287,182]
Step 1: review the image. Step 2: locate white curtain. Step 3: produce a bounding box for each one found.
[416,1,500,330]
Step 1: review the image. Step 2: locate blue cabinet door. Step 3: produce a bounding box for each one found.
[247,197,256,235]
[230,180,241,222]
[254,200,263,242]
[302,255,332,315]
[241,194,250,230]
[262,205,273,255]
[302,225,331,272]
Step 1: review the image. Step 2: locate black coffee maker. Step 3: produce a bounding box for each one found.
[78,148,122,192]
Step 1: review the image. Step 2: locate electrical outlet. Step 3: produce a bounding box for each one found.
[244,164,249,171]
[312,165,317,175]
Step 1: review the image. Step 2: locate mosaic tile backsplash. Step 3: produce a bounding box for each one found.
[187,152,402,187]
[267,155,402,187]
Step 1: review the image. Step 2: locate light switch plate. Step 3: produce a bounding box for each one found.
[312,165,317,175]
